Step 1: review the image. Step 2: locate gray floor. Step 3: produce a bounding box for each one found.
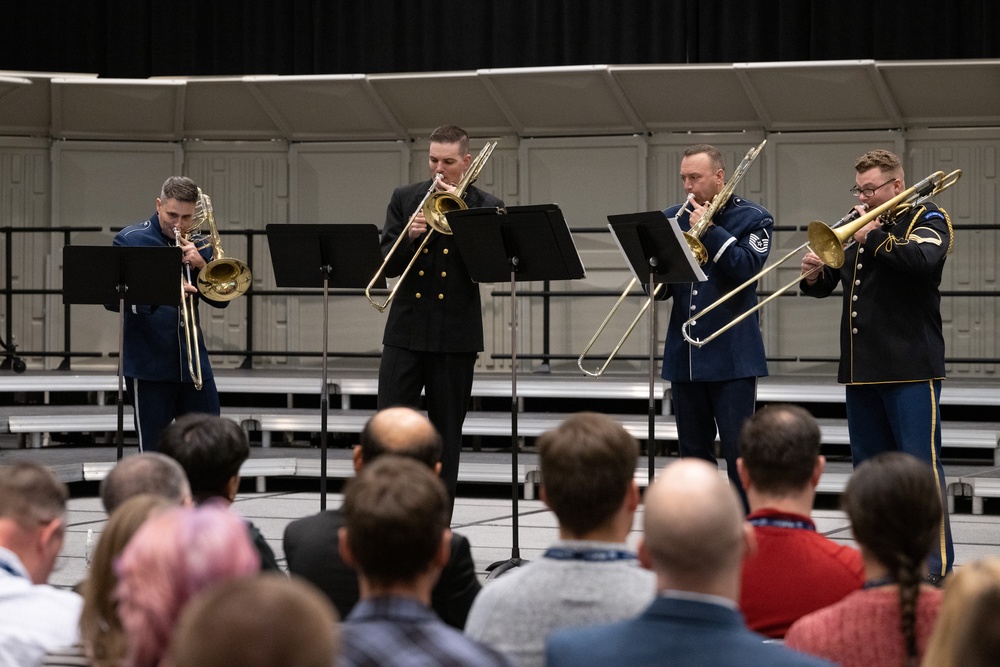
[49,484,1000,590]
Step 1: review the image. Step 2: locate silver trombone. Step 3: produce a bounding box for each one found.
[680,169,963,348]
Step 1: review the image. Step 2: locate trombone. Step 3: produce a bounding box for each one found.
[177,189,253,389]
[365,141,498,313]
[577,140,766,377]
[680,169,963,348]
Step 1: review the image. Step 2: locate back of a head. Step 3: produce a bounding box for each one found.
[739,404,821,495]
[343,456,449,587]
[844,452,941,575]
[924,557,1000,667]
[170,574,339,667]
[537,412,638,535]
[642,459,744,588]
[0,461,67,529]
[359,407,442,468]
[115,504,260,667]
[158,413,249,502]
[80,494,175,666]
[100,452,191,513]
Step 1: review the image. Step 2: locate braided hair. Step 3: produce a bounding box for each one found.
[843,452,942,667]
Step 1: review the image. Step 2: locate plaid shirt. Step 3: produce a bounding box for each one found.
[340,595,512,667]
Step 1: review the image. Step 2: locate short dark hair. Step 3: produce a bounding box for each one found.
[739,404,821,495]
[160,176,199,203]
[359,411,442,468]
[538,412,638,535]
[158,413,249,502]
[429,125,470,155]
[343,456,449,587]
[0,462,68,527]
[170,573,339,667]
[684,144,726,173]
[100,452,190,513]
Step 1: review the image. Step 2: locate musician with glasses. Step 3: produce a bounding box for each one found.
[659,144,774,513]
[799,149,955,583]
[376,125,503,512]
[108,176,227,452]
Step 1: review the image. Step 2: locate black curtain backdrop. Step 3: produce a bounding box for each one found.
[3,0,998,79]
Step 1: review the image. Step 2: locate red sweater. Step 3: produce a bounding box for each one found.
[739,508,864,638]
[784,586,943,667]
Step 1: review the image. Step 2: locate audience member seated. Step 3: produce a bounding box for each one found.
[99,453,192,513]
[337,457,512,666]
[737,404,864,637]
[922,556,1000,667]
[0,462,83,667]
[157,412,280,571]
[785,452,944,667]
[546,459,831,667]
[169,573,339,667]
[42,494,174,667]
[464,412,655,666]
[284,407,480,628]
[113,504,259,667]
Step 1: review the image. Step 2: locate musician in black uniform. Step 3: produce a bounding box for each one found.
[800,149,955,582]
[377,125,503,508]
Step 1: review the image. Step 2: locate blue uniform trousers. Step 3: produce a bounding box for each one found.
[126,376,220,452]
[846,380,954,576]
[671,377,757,512]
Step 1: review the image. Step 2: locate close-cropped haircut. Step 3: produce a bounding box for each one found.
[358,412,442,468]
[537,412,638,535]
[158,413,249,502]
[0,461,68,527]
[429,124,470,155]
[844,452,942,667]
[739,404,821,495]
[684,143,726,173]
[170,574,340,667]
[342,456,449,587]
[855,149,903,177]
[100,452,190,513]
[159,176,199,203]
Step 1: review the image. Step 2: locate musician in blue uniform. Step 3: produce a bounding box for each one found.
[108,176,227,452]
[800,149,954,582]
[377,126,503,509]
[660,144,773,511]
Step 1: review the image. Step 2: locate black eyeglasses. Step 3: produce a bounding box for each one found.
[850,177,896,198]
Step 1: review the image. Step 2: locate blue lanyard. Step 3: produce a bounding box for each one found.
[0,559,25,579]
[748,516,816,531]
[863,576,896,590]
[543,548,636,562]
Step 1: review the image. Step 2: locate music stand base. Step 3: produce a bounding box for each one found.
[485,557,527,580]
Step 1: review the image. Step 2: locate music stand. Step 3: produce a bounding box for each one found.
[607,210,707,482]
[447,203,585,576]
[265,223,385,510]
[63,246,181,460]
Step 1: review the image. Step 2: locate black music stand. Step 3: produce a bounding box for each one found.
[265,223,385,511]
[448,203,585,577]
[607,210,707,483]
[63,246,181,461]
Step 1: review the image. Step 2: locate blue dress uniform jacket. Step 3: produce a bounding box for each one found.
[660,196,773,382]
[380,181,503,353]
[800,202,952,385]
[110,214,226,382]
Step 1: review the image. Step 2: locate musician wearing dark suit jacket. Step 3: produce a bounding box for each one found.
[283,407,481,629]
[377,125,504,505]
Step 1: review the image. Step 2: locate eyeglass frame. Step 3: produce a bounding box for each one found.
[850,177,897,198]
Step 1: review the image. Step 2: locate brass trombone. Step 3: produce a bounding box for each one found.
[177,189,253,390]
[577,141,767,377]
[680,169,963,348]
[365,141,498,313]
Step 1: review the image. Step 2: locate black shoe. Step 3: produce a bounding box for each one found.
[923,573,946,588]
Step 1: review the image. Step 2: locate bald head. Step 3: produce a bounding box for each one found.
[641,459,747,594]
[358,407,443,469]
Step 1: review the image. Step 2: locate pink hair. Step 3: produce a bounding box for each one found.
[114,504,259,667]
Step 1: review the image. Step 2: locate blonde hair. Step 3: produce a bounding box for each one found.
[922,557,1000,667]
